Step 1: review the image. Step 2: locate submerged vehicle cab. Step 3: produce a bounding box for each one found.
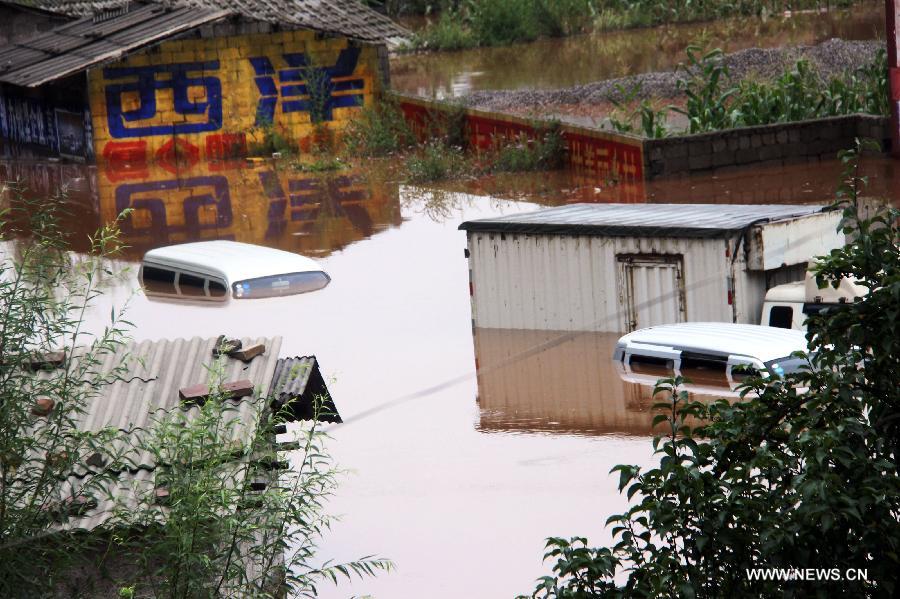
[614,322,809,394]
[140,241,331,301]
[761,269,866,331]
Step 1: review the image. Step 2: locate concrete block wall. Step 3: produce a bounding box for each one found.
[89,28,384,165]
[644,115,891,179]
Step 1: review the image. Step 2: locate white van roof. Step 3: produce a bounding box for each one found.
[617,322,807,363]
[142,241,324,284]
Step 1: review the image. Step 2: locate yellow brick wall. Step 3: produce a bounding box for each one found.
[89,30,381,163]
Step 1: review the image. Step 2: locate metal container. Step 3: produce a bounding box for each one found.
[460,203,843,333]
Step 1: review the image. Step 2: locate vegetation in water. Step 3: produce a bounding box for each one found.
[523,140,900,597]
[0,186,390,597]
[342,98,417,157]
[339,96,565,183]
[403,0,859,51]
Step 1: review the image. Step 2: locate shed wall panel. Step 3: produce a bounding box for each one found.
[468,232,736,332]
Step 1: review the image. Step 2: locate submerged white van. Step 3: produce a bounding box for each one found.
[140,241,330,301]
[761,272,866,331]
[613,322,810,394]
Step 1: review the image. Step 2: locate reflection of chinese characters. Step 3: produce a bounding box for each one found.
[258,171,370,237]
[115,176,232,240]
[249,48,364,125]
[104,61,223,138]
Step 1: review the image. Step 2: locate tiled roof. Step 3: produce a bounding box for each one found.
[0,4,231,87]
[16,0,409,43]
[33,335,283,531]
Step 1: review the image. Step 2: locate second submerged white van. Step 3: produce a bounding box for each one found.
[613,322,810,394]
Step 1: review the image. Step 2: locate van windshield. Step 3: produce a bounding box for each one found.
[233,271,330,299]
[764,354,812,377]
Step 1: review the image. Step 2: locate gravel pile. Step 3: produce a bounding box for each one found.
[458,39,880,112]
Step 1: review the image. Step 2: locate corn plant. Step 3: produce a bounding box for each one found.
[609,83,669,138]
[674,46,738,133]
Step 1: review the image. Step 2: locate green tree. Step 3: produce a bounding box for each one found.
[528,142,900,598]
[0,185,132,596]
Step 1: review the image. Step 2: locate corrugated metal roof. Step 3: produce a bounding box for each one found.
[459,203,831,239]
[11,0,409,43]
[34,335,283,530]
[0,4,230,87]
[271,356,341,423]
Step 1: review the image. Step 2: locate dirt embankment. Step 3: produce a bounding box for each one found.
[459,38,880,115]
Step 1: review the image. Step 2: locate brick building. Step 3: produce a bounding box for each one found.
[0,0,407,162]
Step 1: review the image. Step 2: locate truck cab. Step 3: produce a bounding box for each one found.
[761,271,866,331]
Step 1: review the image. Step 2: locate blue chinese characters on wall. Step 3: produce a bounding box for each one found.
[249,47,364,125]
[104,62,223,138]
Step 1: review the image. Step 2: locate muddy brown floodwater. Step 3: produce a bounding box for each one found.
[4,152,897,597]
[391,1,884,98]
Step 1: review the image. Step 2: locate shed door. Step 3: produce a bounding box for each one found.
[617,254,686,332]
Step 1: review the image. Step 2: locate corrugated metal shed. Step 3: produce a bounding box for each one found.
[34,335,283,531]
[0,4,230,87]
[463,204,844,333]
[271,356,341,423]
[10,0,409,43]
[459,203,829,239]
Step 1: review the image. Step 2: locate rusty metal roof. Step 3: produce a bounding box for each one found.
[15,0,409,43]
[271,356,341,423]
[35,335,283,531]
[0,4,231,87]
[459,203,831,239]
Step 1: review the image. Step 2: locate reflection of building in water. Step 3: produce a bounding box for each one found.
[2,159,400,258]
[99,161,401,258]
[474,327,727,437]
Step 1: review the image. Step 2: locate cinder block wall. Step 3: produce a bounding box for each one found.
[89,28,384,165]
[644,115,891,179]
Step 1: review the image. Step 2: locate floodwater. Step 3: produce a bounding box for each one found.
[3,153,897,596]
[391,1,885,98]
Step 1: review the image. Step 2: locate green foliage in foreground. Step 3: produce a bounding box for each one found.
[526,142,900,597]
[0,187,390,597]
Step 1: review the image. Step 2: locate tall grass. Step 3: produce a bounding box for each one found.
[408,0,860,51]
[411,0,595,50]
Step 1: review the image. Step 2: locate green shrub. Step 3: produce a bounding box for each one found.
[415,10,478,50]
[404,141,468,182]
[343,98,416,157]
[490,124,566,172]
[526,141,900,598]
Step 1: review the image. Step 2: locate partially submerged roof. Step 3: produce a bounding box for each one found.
[459,204,830,239]
[0,4,230,87]
[34,335,284,530]
[271,356,341,423]
[8,0,408,43]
